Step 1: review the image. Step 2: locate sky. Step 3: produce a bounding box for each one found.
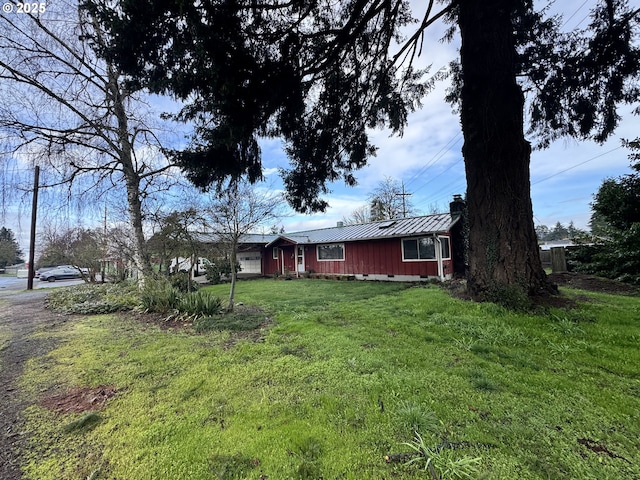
[2,0,638,255]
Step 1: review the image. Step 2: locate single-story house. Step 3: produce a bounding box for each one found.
[264,212,462,281]
[198,195,466,282]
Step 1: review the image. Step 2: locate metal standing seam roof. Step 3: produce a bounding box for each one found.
[266,213,459,246]
[194,232,279,244]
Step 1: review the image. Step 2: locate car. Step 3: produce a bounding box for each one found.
[55,265,89,275]
[38,267,83,282]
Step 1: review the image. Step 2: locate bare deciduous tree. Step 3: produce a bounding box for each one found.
[206,181,285,312]
[343,177,418,225]
[37,224,101,280]
[369,177,417,221]
[0,0,181,281]
[341,205,372,226]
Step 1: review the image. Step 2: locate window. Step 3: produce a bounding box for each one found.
[317,243,345,261]
[440,236,451,259]
[272,247,279,259]
[402,236,451,261]
[403,237,435,260]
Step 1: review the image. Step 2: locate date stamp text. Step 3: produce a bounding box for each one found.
[3,2,47,14]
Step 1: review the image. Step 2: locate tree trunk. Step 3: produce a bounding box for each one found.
[227,245,238,312]
[124,173,153,281]
[458,0,554,299]
[106,61,154,283]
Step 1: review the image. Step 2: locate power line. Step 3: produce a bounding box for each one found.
[413,177,466,213]
[562,0,591,28]
[395,181,412,217]
[404,132,462,189]
[411,157,464,195]
[532,146,622,185]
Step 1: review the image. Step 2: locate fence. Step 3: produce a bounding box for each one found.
[540,247,568,273]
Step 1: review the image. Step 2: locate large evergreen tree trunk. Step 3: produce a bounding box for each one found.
[458,0,553,299]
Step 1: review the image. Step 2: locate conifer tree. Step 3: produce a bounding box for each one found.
[86,0,640,299]
[0,227,24,268]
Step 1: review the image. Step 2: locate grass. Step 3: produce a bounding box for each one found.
[17,279,640,480]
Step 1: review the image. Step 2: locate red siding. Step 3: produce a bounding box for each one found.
[262,235,453,278]
[304,237,451,277]
[263,246,295,275]
[262,249,279,276]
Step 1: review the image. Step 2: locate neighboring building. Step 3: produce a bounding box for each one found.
[539,240,576,251]
[189,233,279,276]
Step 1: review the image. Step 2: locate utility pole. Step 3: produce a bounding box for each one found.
[27,166,40,290]
[396,181,412,218]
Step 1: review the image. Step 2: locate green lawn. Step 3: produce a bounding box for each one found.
[18,279,640,479]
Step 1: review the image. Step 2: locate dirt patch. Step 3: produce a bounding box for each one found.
[548,272,640,296]
[577,437,630,463]
[125,310,195,331]
[40,385,118,414]
[0,289,66,480]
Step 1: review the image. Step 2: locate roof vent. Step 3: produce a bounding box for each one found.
[337,221,344,228]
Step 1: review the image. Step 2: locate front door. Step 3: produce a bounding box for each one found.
[297,246,305,274]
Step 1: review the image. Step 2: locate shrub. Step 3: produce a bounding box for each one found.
[204,258,241,284]
[45,282,139,314]
[140,277,181,313]
[179,291,223,317]
[170,271,199,293]
[567,226,640,285]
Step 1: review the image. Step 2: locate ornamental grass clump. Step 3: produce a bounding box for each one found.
[179,291,223,317]
[139,277,181,313]
[402,432,481,480]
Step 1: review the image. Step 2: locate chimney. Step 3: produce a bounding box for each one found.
[450,194,465,219]
[449,194,467,277]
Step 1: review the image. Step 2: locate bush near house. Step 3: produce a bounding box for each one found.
[204,258,241,284]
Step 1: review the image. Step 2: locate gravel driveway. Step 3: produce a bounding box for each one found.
[0,290,65,480]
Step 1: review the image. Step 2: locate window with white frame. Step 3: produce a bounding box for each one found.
[317,243,345,261]
[402,236,451,261]
[272,247,278,259]
[440,236,451,259]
